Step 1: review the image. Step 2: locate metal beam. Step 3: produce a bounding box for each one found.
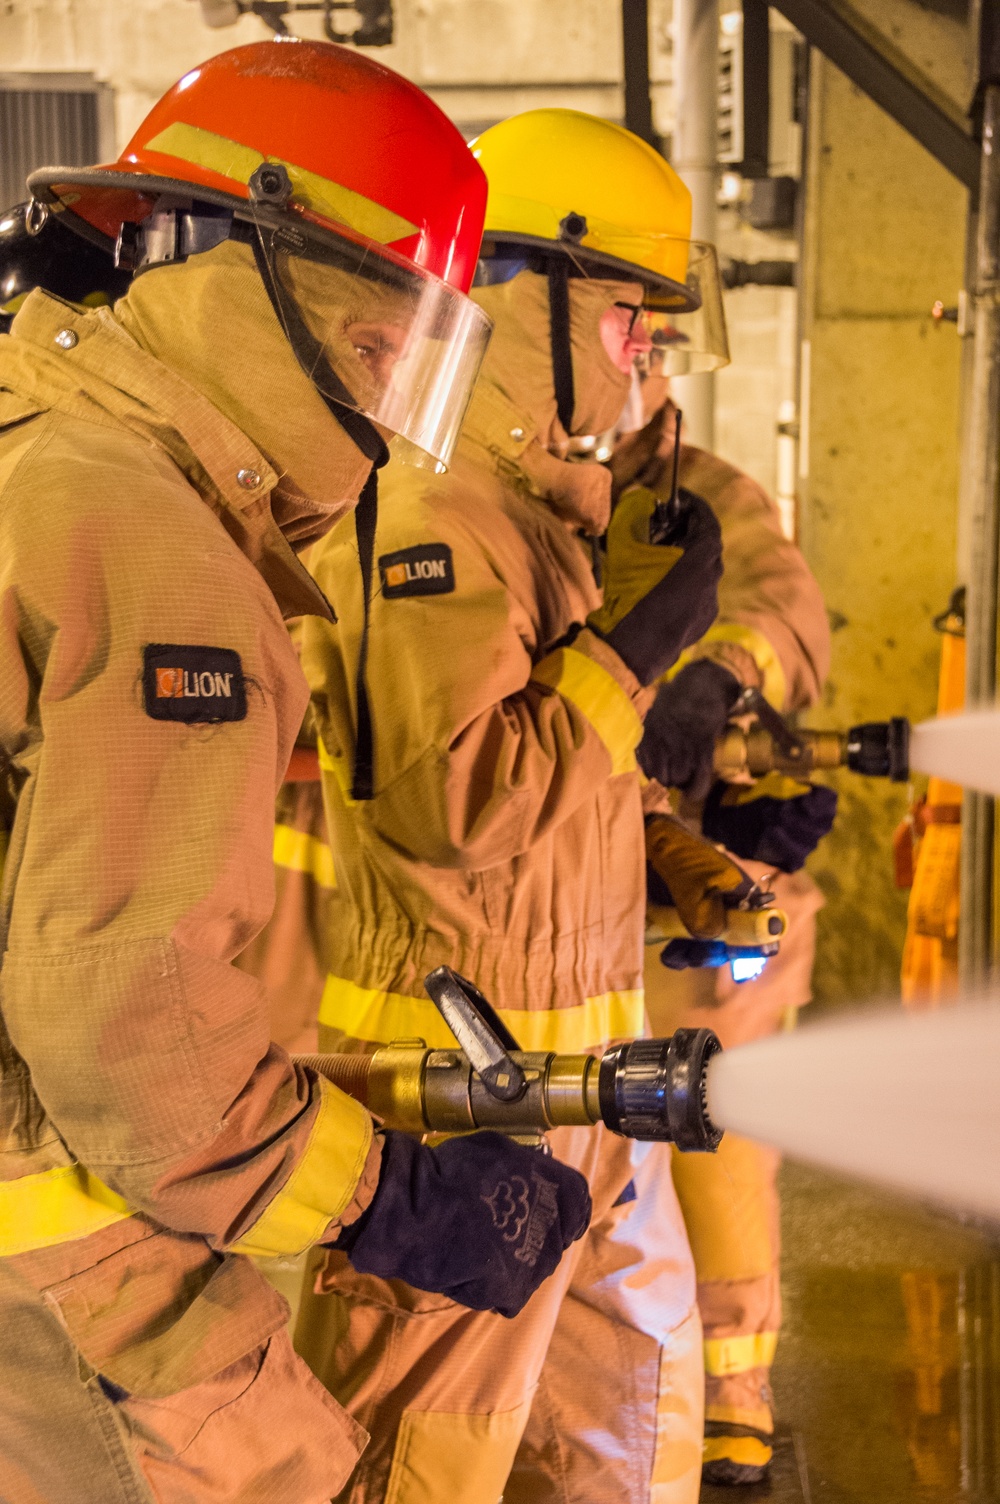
[741,0,771,177]
[960,0,1000,982]
[769,0,980,193]
[621,0,657,146]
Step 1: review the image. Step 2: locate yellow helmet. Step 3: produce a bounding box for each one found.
[470,108,728,379]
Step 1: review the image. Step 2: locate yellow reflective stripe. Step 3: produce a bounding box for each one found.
[703,1436,773,1468]
[531,646,642,776]
[703,1331,779,1377]
[272,823,336,889]
[320,973,645,1052]
[0,1164,134,1257]
[231,1075,372,1259]
[143,123,418,246]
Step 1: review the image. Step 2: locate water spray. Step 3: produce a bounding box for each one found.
[705,998,1000,1223]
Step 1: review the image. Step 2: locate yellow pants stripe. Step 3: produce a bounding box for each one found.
[703,1331,778,1377]
[703,1435,773,1467]
[319,974,645,1053]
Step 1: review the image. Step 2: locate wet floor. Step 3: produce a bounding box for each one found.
[704,1162,1000,1504]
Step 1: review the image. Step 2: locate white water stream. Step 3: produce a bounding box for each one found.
[909,708,1000,795]
[705,998,1000,1222]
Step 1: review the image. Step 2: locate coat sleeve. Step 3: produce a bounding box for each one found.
[302,503,645,870]
[681,448,831,711]
[0,443,375,1256]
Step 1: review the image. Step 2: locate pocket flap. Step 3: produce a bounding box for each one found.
[43,1230,289,1397]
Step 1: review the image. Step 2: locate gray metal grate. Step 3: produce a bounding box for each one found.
[0,76,112,210]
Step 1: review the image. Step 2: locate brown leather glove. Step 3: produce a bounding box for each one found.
[645,814,754,939]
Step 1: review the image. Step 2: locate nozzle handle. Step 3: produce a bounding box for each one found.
[424,965,527,1102]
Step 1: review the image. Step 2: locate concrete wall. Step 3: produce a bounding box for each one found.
[0,0,795,493]
[798,27,968,1007]
[0,0,641,141]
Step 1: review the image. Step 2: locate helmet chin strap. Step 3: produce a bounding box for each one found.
[242,217,389,802]
[547,257,576,436]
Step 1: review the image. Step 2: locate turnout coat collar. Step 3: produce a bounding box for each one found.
[2,289,334,622]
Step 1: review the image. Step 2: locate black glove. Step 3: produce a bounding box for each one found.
[332,1129,591,1318]
[659,938,734,970]
[702,773,838,872]
[589,486,723,686]
[638,660,742,800]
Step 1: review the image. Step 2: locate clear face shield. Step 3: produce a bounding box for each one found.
[249,185,492,470]
[638,241,730,377]
[480,212,730,379]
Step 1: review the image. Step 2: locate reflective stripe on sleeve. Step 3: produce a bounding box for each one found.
[230,1075,373,1259]
[531,646,642,776]
[272,823,336,888]
[319,973,645,1052]
[0,1163,134,1257]
[703,1331,779,1377]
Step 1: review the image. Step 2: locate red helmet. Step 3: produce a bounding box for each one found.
[30,40,485,291]
[27,40,491,464]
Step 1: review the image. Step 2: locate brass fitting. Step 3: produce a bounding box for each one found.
[297,1028,722,1150]
[714,724,845,780]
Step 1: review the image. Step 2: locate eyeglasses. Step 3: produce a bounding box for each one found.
[613,300,643,336]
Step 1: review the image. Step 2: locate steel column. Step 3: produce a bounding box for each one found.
[672,0,720,449]
[622,0,657,146]
[961,81,1000,985]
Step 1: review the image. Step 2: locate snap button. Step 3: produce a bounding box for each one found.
[510,426,525,441]
[54,328,78,350]
[236,468,262,490]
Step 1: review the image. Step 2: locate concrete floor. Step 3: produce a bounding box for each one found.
[712,1163,1000,1504]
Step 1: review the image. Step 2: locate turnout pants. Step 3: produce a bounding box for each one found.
[644,864,822,1459]
[0,1251,363,1504]
[295,1122,703,1504]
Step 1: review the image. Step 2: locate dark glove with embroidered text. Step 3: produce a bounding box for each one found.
[703,773,838,872]
[588,486,723,685]
[638,659,742,800]
[331,1128,591,1318]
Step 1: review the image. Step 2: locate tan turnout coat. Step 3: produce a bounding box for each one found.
[302,372,652,1054]
[0,291,378,1500]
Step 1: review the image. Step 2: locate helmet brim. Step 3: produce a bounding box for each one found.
[478,231,700,313]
